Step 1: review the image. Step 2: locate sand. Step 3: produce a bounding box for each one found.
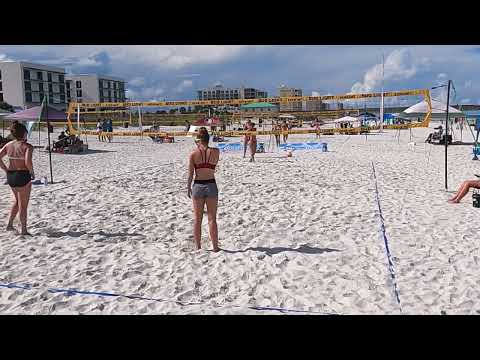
[0,124,479,315]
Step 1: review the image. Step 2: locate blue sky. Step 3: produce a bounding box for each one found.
[1,45,479,106]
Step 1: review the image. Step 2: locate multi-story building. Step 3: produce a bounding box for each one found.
[240,102,279,113]
[0,61,66,110]
[304,92,325,111]
[197,85,267,101]
[66,74,126,103]
[278,85,302,112]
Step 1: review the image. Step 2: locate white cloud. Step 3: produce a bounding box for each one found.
[351,48,422,93]
[107,45,249,70]
[437,73,447,79]
[461,98,471,104]
[129,77,145,87]
[177,74,201,78]
[0,53,13,62]
[174,79,193,93]
[464,80,472,88]
[127,87,165,100]
[311,91,320,96]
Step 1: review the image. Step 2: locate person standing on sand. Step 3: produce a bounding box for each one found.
[96,119,103,142]
[0,121,34,235]
[448,177,480,203]
[281,120,289,143]
[249,122,257,162]
[106,119,113,143]
[102,119,109,143]
[187,127,220,252]
[243,119,253,158]
[273,122,281,147]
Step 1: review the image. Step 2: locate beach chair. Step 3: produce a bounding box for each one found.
[473,189,480,208]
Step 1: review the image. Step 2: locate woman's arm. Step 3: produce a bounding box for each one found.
[25,144,34,174]
[187,153,195,198]
[0,145,8,173]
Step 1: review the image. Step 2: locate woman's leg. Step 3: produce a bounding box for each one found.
[7,189,19,230]
[17,182,32,235]
[192,197,206,249]
[205,197,219,252]
[449,180,480,203]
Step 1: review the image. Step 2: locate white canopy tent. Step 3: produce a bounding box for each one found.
[333,116,361,128]
[278,114,296,119]
[402,99,463,119]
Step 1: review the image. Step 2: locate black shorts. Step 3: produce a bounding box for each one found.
[7,170,31,188]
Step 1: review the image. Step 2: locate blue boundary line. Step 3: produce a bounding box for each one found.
[0,283,338,315]
[371,161,403,313]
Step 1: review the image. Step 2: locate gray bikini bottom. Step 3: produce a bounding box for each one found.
[192,179,218,198]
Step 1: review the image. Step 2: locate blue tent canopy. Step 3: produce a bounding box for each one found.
[464,110,480,119]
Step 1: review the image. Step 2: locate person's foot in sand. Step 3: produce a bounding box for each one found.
[6,224,15,231]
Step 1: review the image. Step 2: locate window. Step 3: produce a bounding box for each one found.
[53,84,60,93]
[60,94,65,103]
[37,71,43,81]
[32,93,40,103]
[76,80,82,89]
[0,82,2,91]
[66,81,71,89]
[0,93,3,102]
[49,97,53,104]
[24,81,31,91]
[59,74,64,83]
[48,84,53,92]
[66,90,71,97]
[59,85,65,93]
[48,73,52,82]
[39,92,44,101]
[0,70,2,80]
[76,90,82,97]
[23,69,30,80]
[25,92,32,102]
[31,82,40,91]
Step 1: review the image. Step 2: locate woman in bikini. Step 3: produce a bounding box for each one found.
[273,121,281,147]
[281,120,289,143]
[249,123,257,162]
[243,119,253,158]
[187,127,220,252]
[0,121,34,235]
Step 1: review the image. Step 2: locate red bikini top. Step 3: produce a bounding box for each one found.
[194,147,217,170]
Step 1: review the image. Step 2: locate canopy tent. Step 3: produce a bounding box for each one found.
[4,105,67,122]
[334,116,361,128]
[0,109,14,138]
[5,103,62,184]
[334,116,359,123]
[278,114,296,119]
[401,99,463,119]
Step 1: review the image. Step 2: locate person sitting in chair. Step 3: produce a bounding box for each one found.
[425,125,443,143]
[53,131,69,150]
